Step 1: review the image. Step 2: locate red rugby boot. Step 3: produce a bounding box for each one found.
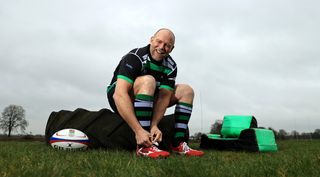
[172,142,204,157]
[136,145,170,159]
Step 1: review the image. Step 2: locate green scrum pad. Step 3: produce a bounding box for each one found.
[239,128,278,152]
[221,115,257,138]
[200,128,277,152]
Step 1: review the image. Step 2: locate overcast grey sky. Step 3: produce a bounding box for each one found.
[1,0,319,135]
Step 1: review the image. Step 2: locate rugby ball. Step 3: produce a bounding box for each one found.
[50,128,89,150]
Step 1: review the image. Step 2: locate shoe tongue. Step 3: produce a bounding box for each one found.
[182,142,190,151]
[152,141,159,146]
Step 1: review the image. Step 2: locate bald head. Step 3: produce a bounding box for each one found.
[149,28,175,61]
[153,28,175,46]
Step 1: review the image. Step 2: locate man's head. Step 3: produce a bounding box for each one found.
[149,28,175,61]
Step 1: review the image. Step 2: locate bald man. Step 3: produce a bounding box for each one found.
[107,28,204,158]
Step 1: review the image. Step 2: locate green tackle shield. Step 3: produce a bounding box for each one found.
[221,115,257,138]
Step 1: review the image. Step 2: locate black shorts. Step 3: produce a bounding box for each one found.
[107,87,119,114]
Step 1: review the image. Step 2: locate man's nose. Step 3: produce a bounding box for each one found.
[158,43,165,49]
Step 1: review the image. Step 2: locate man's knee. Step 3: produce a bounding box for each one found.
[135,75,156,87]
[174,84,194,103]
[177,84,194,97]
[134,75,157,94]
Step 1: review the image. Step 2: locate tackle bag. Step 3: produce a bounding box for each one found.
[200,115,277,152]
[45,108,186,151]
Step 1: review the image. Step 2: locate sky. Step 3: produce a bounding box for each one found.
[1,0,319,135]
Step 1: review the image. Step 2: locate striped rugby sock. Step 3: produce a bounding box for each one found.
[173,102,192,147]
[134,94,154,131]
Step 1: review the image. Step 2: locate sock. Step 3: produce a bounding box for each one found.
[173,102,192,147]
[134,94,154,131]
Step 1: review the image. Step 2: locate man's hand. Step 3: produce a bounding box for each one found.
[150,126,162,143]
[135,129,153,147]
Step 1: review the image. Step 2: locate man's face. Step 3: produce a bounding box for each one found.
[150,30,175,61]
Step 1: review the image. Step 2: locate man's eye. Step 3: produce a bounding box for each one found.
[166,44,172,49]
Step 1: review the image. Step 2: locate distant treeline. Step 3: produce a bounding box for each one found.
[0,134,45,141]
[268,128,320,140]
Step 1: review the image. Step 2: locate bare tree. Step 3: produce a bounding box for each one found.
[0,105,28,137]
[192,132,203,141]
[210,119,223,134]
[312,129,320,139]
[291,130,300,139]
[278,129,288,140]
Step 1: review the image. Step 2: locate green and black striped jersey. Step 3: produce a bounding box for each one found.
[107,45,177,93]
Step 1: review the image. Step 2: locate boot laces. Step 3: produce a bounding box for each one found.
[181,142,191,152]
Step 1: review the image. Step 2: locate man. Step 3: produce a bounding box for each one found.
[107,28,204,158]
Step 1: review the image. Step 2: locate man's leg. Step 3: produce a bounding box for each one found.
[134,75,170,158]
[170,84,204,156]
[170,84,194,146]
[133,75,156,132]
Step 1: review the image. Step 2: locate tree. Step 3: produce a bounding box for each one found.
[210,119,223,134]
[312,129,320,139]
[291,130,300,139]
[0,105,28,137]
[278,129,288,140]
[191,132,203,141]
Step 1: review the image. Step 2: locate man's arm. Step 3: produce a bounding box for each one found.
[150,88,173,142]
[113,78,153,147]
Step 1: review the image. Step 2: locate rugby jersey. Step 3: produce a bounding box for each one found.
[107,45,177,93]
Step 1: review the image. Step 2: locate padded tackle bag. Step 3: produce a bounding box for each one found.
[200,129,278,152]
[45,108,184,151]
[200,115,277,152]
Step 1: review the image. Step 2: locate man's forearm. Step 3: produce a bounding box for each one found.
[114,93,143,133]
[151,90,172,127]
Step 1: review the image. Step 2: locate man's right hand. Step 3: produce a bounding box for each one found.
[135,129,153,147]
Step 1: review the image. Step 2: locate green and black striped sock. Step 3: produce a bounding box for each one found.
[134,94,154,131]
[172,102,193,147]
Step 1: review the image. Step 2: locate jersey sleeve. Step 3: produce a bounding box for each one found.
[159,67,177,91]
[116,53,142,84]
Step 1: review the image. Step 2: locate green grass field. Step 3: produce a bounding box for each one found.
[0,140,319,177]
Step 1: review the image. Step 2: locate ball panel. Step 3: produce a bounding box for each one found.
[52,129,88,140]
[49,137,90,145]
[51,141,88,150]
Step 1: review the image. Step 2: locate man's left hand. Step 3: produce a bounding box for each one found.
[150,126,162,143]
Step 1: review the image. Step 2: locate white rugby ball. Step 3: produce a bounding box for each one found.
[50,128,89,150]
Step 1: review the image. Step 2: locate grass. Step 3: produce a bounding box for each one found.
[0,140,319,177]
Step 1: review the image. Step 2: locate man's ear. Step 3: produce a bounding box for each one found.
[171,45,175,51]
[168,45,174,53]
[150,36,154,43]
